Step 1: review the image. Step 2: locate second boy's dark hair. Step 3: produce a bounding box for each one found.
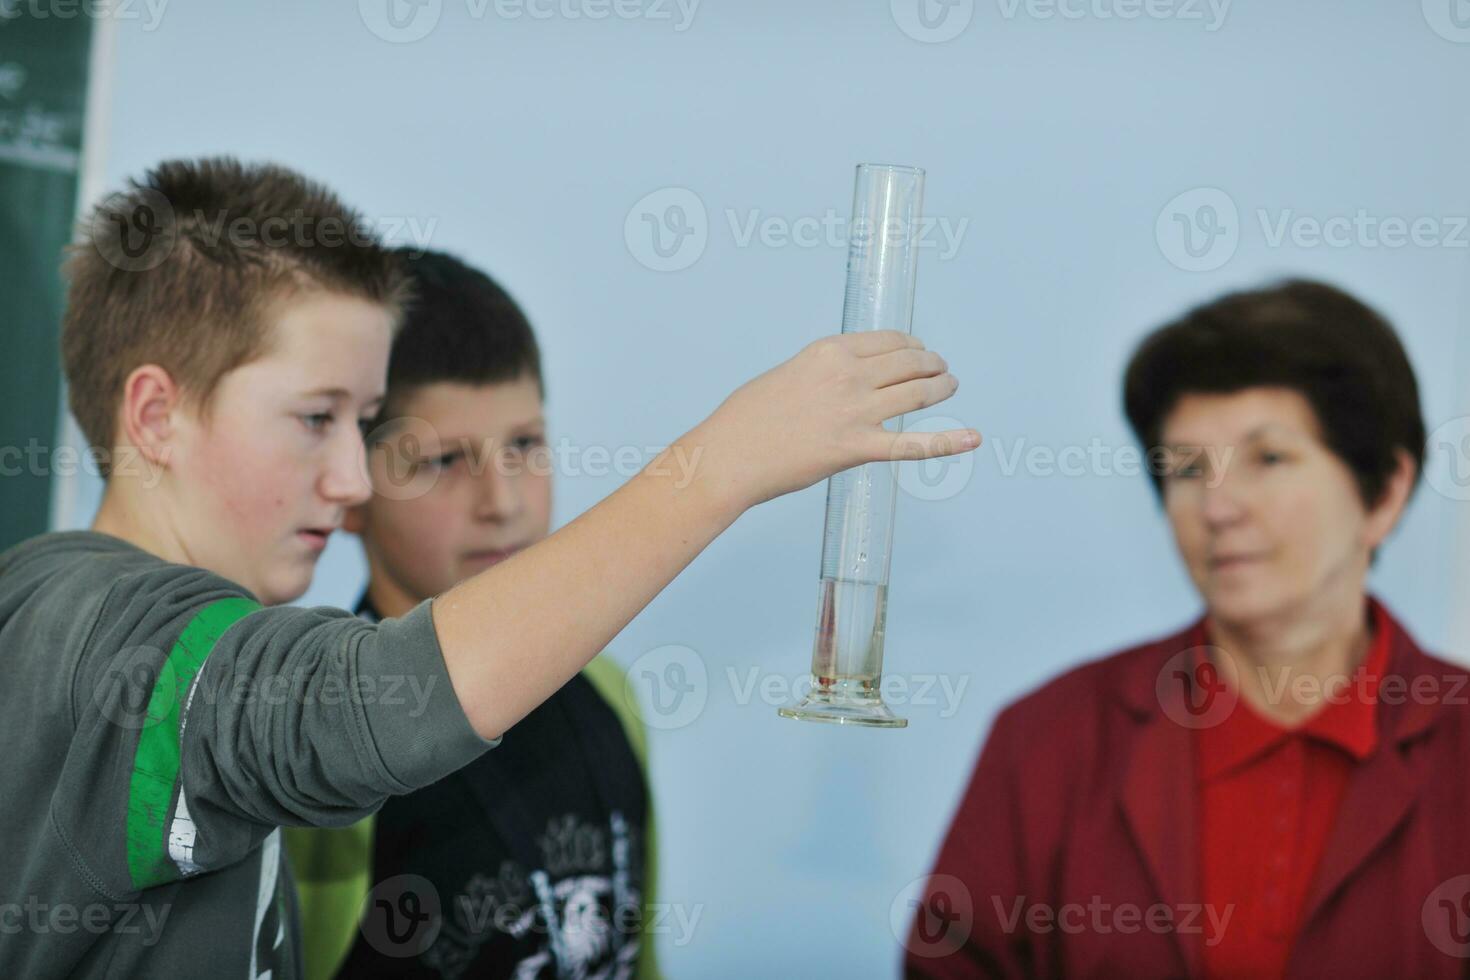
[1123,278,1425,509]
[378,247,543,424]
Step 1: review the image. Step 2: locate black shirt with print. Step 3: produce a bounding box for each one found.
[337,595,649,979]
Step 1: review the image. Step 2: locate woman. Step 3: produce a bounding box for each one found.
[907,280,1470,978]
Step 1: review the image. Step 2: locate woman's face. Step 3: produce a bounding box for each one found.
[1159,386,1397,629]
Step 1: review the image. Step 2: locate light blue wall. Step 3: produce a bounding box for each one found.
[65,1,1470,974]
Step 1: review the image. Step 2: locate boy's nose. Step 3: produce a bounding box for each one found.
[472,462,523,521]
[321,429,374,507]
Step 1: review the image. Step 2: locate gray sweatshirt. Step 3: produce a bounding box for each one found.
[0,531,497,978]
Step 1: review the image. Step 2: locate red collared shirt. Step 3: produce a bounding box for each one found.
[1196,603,1391,980]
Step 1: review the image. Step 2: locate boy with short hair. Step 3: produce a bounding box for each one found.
[0,157,976,978]
[288,248,664,978]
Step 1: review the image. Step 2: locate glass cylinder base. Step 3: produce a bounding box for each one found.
[778,679,908,728]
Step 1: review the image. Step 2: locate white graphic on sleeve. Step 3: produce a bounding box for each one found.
[166,671,207,875]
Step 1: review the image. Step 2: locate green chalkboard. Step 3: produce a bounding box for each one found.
[0,13,93,549]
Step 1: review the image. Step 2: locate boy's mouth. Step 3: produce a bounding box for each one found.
[463,547,522,571]
[297,528,334,551]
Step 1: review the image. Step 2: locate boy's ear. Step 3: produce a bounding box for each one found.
[117,364,182,468]
[343,502,368,535]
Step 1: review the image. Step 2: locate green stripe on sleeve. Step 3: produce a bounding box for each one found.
[125,596,260,891]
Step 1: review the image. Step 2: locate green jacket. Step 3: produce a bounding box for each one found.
[284,654,660,979]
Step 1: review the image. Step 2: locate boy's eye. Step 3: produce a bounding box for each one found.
[1259,450,1284,465]
[422,450,465,472]
[301,412,333,432]
[511,434,545,453]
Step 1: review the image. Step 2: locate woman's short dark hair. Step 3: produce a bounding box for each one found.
[377,247,543,424]
[1123,278,1425,508]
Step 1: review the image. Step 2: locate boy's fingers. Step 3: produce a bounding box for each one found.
[840,330,925,358]
[873,373,959,421]
[864,348,948,388]
[882,428,983,462]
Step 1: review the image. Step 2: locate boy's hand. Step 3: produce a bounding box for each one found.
[685,330,981,510]
[434,329,978,740]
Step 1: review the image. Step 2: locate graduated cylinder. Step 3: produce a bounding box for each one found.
[779,163,925,729]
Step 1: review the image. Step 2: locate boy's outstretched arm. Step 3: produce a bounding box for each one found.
[434,330,978,739]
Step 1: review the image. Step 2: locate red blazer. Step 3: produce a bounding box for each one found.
[907,598,1470,979]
